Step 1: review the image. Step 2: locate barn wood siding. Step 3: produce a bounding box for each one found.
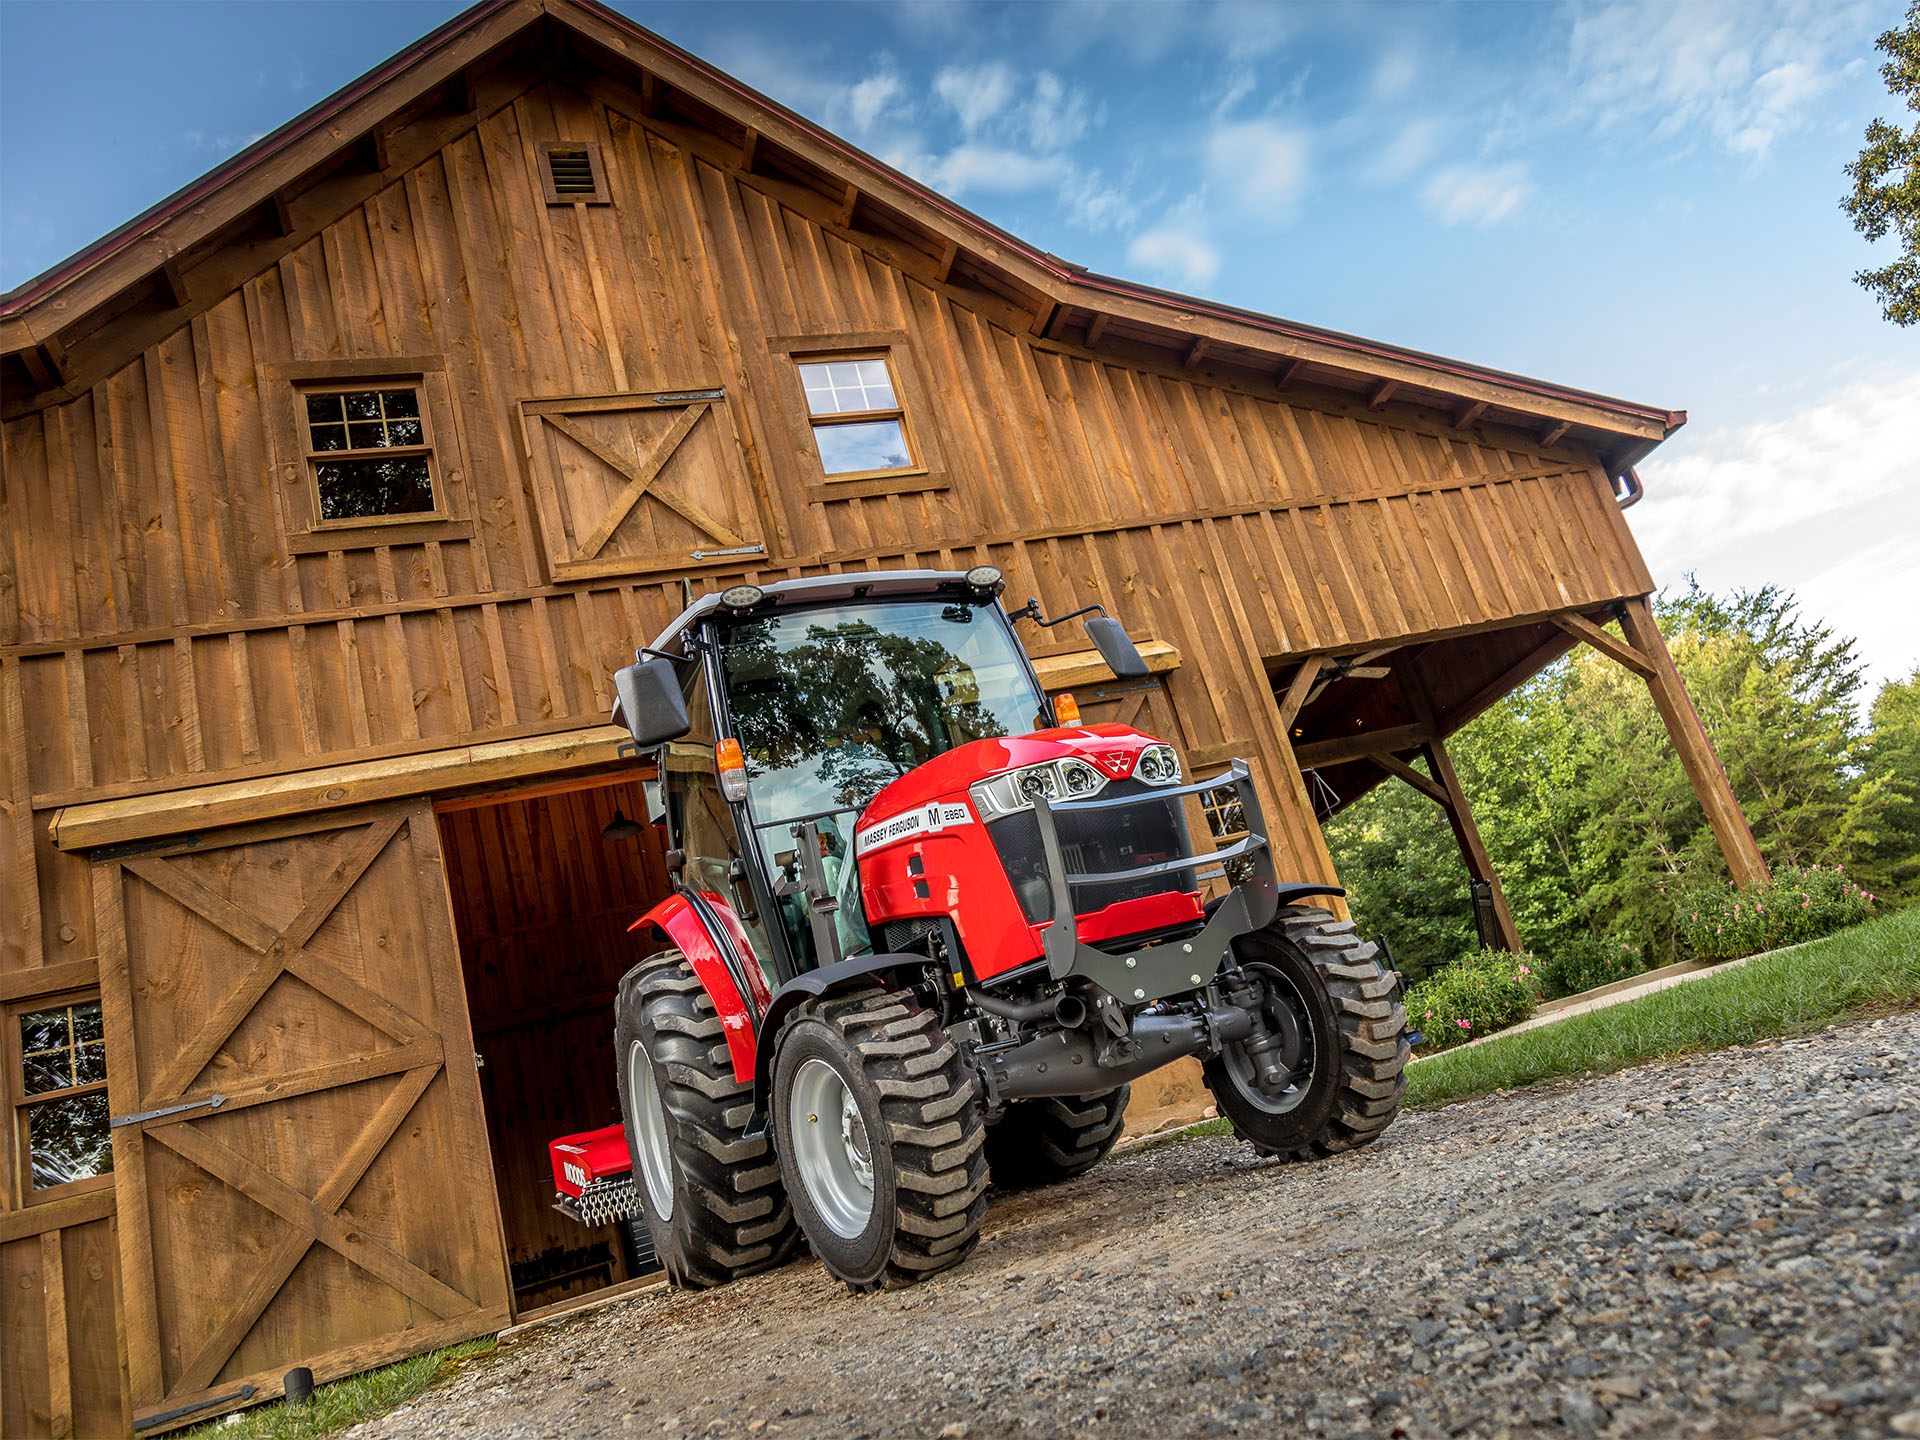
[0,62,1660,1436]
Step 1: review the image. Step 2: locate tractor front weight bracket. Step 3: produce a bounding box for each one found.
[1030,761,1288,1006]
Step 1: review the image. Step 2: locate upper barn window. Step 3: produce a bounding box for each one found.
[299,383,439,524]
[11,994,114,1199]
[539,141,610,205]
[795,354,917,480]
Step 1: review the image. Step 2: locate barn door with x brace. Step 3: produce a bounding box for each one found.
[94,800,509,1432]
[519,386,768,581]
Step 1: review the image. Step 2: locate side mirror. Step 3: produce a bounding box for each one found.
[612,657,691,748]
[1084,615,1149,679]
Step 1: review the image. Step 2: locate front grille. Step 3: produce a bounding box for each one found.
[987,779,1197,924]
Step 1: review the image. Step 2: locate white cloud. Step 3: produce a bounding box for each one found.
[1565,0,1875,160]
[1370,117,1441,184]
[934,61,1018,135]
[917,145,1072,196]
[1421,163,1531,226]
[846,70,906,133]
[1205,121,1309,221]
[1631,368,1920,692]
[1127,223,1220,288]
[1024,71,1094,150]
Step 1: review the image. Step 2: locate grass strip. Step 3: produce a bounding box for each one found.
[1405,904,1920,1109]
[179,1338,496,1440]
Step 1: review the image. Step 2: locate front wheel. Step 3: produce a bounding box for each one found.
[1202,907,1407,1159]
[772,987,989,1291]
[985,1086,1130,1190]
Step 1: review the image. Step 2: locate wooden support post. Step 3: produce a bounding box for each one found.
[1617,597,1770,887]
[1421,736,1524,954]
[1275,656,1324,732]
[1369,751,1450,807]
[1552,611,1654,678]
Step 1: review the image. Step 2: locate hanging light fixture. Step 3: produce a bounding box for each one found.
[601,808,643,841]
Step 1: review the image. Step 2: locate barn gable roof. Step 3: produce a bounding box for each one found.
[0,0,1681,466]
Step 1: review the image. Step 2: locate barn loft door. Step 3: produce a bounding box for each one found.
[95,800,509,1432]
[519,387,766,580]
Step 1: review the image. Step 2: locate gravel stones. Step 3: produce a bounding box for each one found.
[345,1013,1920,1440]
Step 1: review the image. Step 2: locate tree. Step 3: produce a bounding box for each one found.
[1843,2,1920,325]
[1849,668,1920,901]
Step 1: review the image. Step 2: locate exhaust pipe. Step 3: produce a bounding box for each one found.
[973,987,1087,1030]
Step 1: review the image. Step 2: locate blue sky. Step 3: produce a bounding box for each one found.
[2,0,1914,692]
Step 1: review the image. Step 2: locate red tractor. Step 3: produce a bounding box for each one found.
[548,567,1407,1291]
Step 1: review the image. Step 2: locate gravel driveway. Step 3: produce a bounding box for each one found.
[352,1013,1920,1440]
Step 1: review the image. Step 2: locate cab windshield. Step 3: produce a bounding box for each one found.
[719,598,1046,824]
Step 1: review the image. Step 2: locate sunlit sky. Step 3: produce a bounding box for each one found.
[3,0,1914,693]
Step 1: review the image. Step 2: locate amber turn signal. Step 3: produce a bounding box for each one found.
[716,736,750,801]
[1053,693,1081,726]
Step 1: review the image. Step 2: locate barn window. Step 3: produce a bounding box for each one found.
[540,140,610,204]
[795,355,917,479]
[298,383,440,524]
[12,995,114,1197]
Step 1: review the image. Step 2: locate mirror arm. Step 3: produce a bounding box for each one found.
[1008,596,1108,628]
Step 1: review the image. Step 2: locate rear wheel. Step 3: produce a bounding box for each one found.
[1202,907,1407,1159]
[772,987,989,1291]
[985,1086,1130,1190]
[614,949,799,1289]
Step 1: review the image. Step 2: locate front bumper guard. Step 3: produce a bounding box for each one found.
[1029,759,1291,1005]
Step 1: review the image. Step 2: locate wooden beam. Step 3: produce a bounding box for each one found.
[1456,400,1487,429]
[49,727,637,852]
[1422,737,1523,952]
[1030,297,1058,338]
[1084,311,1109,347]
[1370,751,1449,807]
[638,70,660,115]
[1541,420,1572,447]
[1292,723,1431,770]
[1275,656,1325,732]
[1032,638,1180,692]
[1618,597,1770,887]
[1553,611,1655,679]
[18,343,57,390]
[1183,337,1210,370]
[834,182,859,228]
[933,238,958,284]
[1276,357,1304,389]
[738,126,760,172]
[159,257,191,308]
[1368,379,1398,410]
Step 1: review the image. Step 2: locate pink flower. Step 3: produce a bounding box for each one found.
[1755,904,1764,915]
[1801,898,1810,907]
[1425,1009,1433,1019]
[1458,1018,1472,1030]
[1518,964,1532,976]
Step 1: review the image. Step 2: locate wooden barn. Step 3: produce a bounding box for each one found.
[0,0,1768,1430]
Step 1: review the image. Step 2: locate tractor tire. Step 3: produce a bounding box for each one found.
[614,949,799,1290]
[772,987,989,1291]
[985,1086,1130,1190]
[1202,906,1407,1160]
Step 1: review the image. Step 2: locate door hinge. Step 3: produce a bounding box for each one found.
[113,1093,226,1128]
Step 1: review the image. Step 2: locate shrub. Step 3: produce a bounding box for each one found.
[1535,933,1652,1000]
[1676,865,1875,962]
[1405,947,1542,1053]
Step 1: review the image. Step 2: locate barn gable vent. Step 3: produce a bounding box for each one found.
[540,141,610,205]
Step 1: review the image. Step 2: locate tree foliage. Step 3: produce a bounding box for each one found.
[1843,1,1920,325]
[1325,583,1911,977]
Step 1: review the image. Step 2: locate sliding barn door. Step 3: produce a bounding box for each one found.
[94,800,509,1431]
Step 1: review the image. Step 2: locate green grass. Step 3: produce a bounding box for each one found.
[178,1339,496,1440]
[1404,904,1920,1109]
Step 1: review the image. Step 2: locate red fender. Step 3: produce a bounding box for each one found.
[631,893,759,1082]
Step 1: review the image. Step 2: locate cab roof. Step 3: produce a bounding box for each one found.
[648,570,991,656]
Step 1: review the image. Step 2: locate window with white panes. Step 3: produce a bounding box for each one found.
[298,383,439,524]
[795,355,918,480]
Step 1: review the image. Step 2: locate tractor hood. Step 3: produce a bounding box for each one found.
[858,724,1163,834]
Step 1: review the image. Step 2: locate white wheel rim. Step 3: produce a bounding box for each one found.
[627,1038,675,1220]
[790,1057,874,1239]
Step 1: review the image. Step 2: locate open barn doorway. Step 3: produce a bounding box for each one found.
[435,771,670,1318]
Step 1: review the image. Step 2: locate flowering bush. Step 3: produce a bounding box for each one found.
[1677,865,1875,962]
[1536,933,1652,1000]
[1405,947,1542,1053]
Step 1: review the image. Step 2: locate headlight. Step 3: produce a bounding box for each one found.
[1134,744,1182,786]
[970,758,1109,817]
